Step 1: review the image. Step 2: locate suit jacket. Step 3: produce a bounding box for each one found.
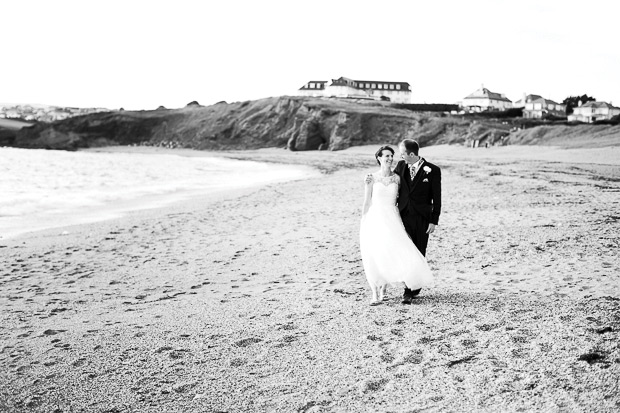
[393,159,441,225]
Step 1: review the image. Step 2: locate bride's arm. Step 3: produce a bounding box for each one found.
[362,174,373,217]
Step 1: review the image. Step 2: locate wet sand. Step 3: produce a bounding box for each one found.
[1,144,619,412]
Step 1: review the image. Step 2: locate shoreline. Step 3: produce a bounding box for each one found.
[1,144,619,411]
[84,142,620,166]
[1,148,320,241]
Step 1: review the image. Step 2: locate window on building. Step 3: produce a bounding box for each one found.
[389,84,394,90]
[365,83,370,88]
[372,84,376,88]
[378,84,382,89]
[396,84,401,90]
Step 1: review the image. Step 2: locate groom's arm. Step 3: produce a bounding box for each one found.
[393,160,405,175]
[430,166,442,225]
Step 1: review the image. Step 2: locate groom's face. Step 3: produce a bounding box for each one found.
[399,144,419,165]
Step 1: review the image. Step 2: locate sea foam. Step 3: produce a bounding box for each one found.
[0,147,317,239]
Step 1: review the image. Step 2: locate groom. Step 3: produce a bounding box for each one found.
[393,139,441,304]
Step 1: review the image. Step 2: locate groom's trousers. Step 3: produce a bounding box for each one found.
[400,212,429,257]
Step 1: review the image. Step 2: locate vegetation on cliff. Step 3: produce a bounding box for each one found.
[11,96,620,151]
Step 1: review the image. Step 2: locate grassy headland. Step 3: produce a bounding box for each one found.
[9,97,620,151]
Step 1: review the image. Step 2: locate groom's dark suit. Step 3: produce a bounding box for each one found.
[393,158,441,257]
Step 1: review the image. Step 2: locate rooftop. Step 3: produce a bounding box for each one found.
[578,101,619,110]
[464,87,512,102]
[299,77,411,92]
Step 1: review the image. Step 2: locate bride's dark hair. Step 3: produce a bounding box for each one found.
[374,146,394,165]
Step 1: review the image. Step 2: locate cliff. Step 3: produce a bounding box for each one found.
[12,97,502,151]
[0,118,33,146]
[12,96,620,151]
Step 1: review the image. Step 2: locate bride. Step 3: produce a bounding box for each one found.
[360,145,433,305]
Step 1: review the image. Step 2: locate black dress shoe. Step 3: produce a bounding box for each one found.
[402,288,413,304]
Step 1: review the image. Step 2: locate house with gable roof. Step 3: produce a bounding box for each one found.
[298,76,412,103]
[568,101,620,123]
[513,94,543,108]
[461,85,512,112]
[514,94,566,118]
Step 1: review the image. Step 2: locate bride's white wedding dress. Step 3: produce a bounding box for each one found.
[360,174,433,291]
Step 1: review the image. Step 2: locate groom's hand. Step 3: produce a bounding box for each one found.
[426,223,436,234]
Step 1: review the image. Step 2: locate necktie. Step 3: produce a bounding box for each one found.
[409,164,416,181]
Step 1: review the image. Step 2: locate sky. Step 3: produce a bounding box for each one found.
[2,0,619,110]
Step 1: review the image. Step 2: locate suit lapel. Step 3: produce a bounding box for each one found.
[409,159,426,192]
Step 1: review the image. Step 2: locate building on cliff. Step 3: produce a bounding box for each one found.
[567,101,620,123]
[461,85,512,112]
[512,94,542,108]
[514,94,566,118]
[298,76,412,103]
[0,104,109,122]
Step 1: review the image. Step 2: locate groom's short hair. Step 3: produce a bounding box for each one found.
[400,139,419,156]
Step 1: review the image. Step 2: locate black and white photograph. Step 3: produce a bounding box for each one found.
[1,0,619,411]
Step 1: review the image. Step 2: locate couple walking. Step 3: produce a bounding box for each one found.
[360,139,441,305]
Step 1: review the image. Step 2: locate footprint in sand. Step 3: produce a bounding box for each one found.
[235,337,262,347]
[41,329,66,336]
[366,334,383,342]
[359,378,390,394]
[402,349,424,365]
[461,339,478,349]
[380,351,395,363]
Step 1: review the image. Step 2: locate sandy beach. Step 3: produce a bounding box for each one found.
[1,144,619,412]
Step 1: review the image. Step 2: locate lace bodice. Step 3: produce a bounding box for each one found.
[371,173,399,207]
[372,173,399,187]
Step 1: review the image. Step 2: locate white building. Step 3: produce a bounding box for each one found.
[516,94,566,118]
[298,76,412,103]
[568,101,620,123]
[461,85,512,112]
[297,81,328,98]
[513,94,542,108]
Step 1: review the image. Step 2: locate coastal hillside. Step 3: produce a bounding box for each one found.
[0,118,32,146]
[506,123,620,148]
[11,97,473,151]
[11,96,620,151]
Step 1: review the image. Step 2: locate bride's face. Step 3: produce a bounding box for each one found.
[379,150,393,166]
